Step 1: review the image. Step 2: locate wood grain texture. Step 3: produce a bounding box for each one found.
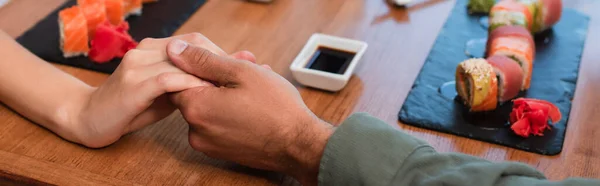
[0,0,599,185]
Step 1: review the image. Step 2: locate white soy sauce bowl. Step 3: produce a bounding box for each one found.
[290,34,368,92]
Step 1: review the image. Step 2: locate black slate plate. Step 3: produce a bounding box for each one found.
[16,0,207,74]
[398,0,589,155]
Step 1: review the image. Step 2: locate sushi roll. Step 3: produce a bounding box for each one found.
[516,0,562,33]
[104,0,125,25]
[537,0,562,32]
[488,25,535,53]
[515,0,541,30]
[58,6,90,58]
[487,26,535,90]
[78,0,109,38]
[489,0,534,32]
[456,58,498,112]
[487,55,524,102]
[124,0,142,17]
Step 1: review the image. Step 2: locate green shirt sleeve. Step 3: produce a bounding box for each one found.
[318,113,600,186]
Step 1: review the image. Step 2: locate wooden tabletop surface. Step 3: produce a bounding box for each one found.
[1,0,599,185]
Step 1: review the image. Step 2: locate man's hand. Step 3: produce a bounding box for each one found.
[168,39,334,185]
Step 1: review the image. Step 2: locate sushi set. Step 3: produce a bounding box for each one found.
[456,0,563,136]
[399,0,589,155]
[17,0,207,73]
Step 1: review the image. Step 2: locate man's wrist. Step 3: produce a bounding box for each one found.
[284,115,334,185]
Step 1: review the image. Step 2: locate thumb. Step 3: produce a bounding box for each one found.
[167,39,243,85]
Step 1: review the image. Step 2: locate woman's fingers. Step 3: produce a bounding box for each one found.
[127,95,177,133]
[262,64,272,70]
[133,72,212,110]
[120,49,168,68]
[230,51,257,63]
[137,33,227,56]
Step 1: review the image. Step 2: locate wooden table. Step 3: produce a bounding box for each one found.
[1,0,599,185]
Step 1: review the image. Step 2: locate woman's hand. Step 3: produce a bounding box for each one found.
[0,31,255,148]
[68,33,255,148]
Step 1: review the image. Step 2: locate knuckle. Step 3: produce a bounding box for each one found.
[138,38,156,48]
[182,106,201,122]
[154,73,173,89]
[188,134,207,152]
[121,49,142,66]
[186,33,208,43]
[121,69,138,82]
[179,92,209,119]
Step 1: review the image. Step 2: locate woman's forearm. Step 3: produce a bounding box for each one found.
[0,31,92,143]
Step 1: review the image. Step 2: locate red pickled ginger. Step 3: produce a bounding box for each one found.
[89,21,137,63]
[509,98,562,137]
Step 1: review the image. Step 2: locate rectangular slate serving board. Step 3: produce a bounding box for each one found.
[398,0,589,155]
[16,0,207,74]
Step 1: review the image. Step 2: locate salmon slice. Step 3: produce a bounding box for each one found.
[488,25,535,54]
[488,37,534,90]
[59,6,90,58]
[104,0,125,25]
[124,0,142,16]
[539,0,562,31]
[78,0,109,38]
[487,55,523,102]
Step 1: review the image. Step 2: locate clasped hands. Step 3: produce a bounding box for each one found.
[68,33,333,185]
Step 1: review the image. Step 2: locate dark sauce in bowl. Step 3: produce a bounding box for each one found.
[305,46,356,74]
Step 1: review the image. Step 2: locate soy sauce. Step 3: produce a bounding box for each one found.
[305,46,356,74]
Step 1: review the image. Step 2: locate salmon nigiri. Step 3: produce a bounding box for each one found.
[78,0,108,38]
[58,6,90,58]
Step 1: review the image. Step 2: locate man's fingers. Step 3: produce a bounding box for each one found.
[230,51,257,63]
[167,39,245,86]
[169,86,217,122]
